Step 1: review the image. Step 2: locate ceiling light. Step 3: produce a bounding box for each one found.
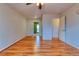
[36,3,44,10]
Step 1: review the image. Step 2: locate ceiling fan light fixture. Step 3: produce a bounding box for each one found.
[36,3,39,6]
[36,3,43,10]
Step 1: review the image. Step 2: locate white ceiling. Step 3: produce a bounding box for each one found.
[7,3,75,18]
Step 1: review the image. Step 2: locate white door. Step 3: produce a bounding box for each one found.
[59,16,66,41]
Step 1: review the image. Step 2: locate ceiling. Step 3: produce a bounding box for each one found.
[7,3,75,18]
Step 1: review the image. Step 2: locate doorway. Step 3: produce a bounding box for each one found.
[59,16,66,41]
[34,22,40,35]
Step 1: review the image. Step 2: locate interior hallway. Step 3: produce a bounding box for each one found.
[0,36,79,56]
[0,3,79,56]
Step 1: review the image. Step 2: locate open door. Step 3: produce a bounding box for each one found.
[59,16,66,41]
[34,22,40,34]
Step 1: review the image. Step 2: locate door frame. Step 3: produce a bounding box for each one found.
[59,16,66,41]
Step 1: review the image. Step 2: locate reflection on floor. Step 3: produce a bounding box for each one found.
[0,36,79,56]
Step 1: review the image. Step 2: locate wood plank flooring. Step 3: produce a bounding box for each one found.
[0,36,79,56]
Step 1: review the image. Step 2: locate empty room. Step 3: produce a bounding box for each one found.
[0,3,79,56]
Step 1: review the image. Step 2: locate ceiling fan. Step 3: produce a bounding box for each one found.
[26,3,43,10]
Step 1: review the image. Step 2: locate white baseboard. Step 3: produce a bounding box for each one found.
[59,38,79,49]
[0,35,26,52]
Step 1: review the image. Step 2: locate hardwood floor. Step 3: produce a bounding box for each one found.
[0,36,79,56]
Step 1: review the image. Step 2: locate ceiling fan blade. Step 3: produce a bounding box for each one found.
[26,3,32,5]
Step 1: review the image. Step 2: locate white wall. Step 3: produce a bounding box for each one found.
[42,14,58,40]
[60,4,79,49]
[26,19,34,36]
[0,4,27,51]
[53,18,60,38]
